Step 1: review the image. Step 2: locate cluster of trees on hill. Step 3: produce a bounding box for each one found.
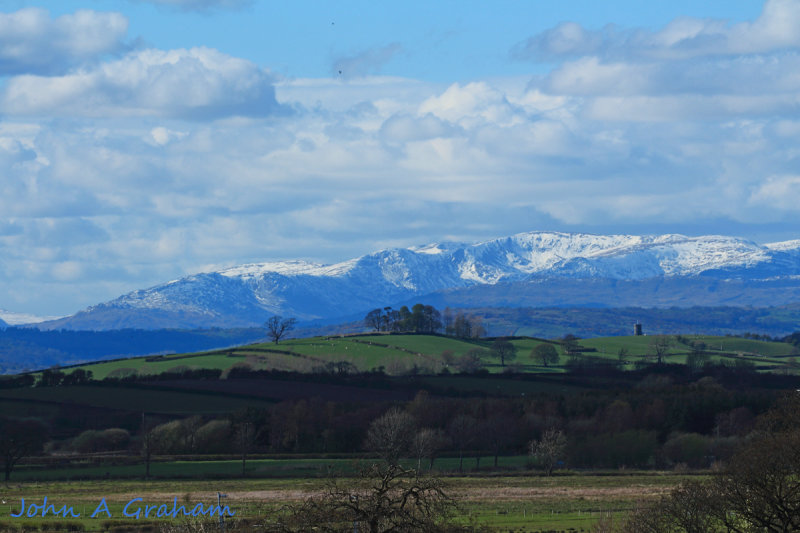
[364,304,484,337]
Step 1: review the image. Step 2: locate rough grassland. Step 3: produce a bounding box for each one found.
[0,472,687,532]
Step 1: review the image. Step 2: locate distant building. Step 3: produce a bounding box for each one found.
[634,323,643,336]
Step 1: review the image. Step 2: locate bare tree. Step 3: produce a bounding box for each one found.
[140,413,166,480]
[713,430,800,532]
[0,418,47,481]
[448,415,477,473]
[528,428,566,476]
[365,408,416,465]
[411,428,448,471]
[231,407,267,477]
[648,335,673,364]
[276,462,479,532]
[481,416,517,468]
[266,316,297,344]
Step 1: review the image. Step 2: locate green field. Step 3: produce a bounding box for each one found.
[0,470,687,532]
[54,332,800,381]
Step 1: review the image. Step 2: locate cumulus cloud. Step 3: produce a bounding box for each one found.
[510,0,800,126]
[6,2,800,316]
[0,47,284,119]
[514,0,800,62]
[0,8,128,76]
[419,82,522,125]
[379,113,459,143]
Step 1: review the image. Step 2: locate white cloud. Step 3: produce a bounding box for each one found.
[515,0,800,62]
[149,126,187,145]
[379,113,458,143]
[0,8,128,75]
[0,47,284,119]
[5,3,800,316]
[419,82,521,125]
[749,175,800,211]
[511,1,800,127]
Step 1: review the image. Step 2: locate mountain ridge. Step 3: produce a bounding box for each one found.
[39,231,800,331]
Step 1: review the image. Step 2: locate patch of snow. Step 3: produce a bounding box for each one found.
[0,310,63,325]
[765,239,800,251]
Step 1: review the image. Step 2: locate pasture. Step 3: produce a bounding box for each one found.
[51,332,800,382]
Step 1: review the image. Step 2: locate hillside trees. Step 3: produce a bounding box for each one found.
[531,343,559,367]
[621,392,800,532]
[456,348,487,373]
[490,338,517,367]
[446,309,485,338]
[363,304,442,333]
[561,334,581,356]
[363,304,484,337]
[266,316,297,344]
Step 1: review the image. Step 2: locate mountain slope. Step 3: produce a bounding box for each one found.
[41,231,800,330]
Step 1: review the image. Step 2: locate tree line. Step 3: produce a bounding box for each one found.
[1,362,785,481]
[606,392,800,532]
[364,304,484,337]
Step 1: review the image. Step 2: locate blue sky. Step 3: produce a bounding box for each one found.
[0,0,798,316]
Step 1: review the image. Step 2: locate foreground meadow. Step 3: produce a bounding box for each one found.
[0,472,686,532]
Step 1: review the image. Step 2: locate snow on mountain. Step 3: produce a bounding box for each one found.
[0,309,61,326]
[41,231,800,330]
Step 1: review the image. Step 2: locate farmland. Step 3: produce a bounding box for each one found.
[57,332,800,380]
[2,331,799,531]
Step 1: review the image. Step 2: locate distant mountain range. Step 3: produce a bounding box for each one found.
[0,309,60,326]
[38,231,800,331]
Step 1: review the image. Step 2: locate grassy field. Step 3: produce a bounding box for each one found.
[55,333,800,382]
[0,471,687,532]
[13,454,533,482]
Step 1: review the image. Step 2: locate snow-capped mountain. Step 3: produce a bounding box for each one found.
[0,309,62,326]
[42,231,800,330]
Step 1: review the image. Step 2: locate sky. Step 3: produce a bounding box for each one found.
[1,0,799,317]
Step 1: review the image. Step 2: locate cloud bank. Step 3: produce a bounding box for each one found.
[2,2,800,316]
